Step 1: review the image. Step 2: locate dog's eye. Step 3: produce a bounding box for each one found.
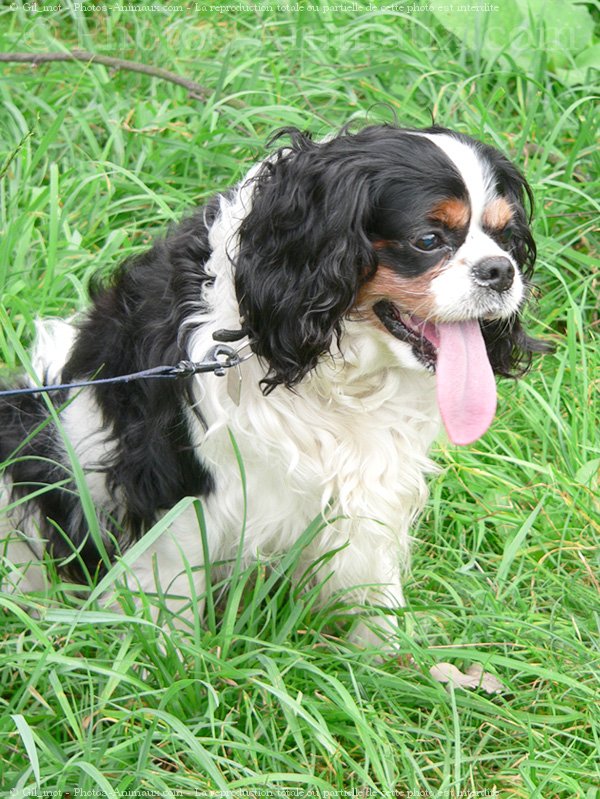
[413,233,443,252]
[499,226,515,246]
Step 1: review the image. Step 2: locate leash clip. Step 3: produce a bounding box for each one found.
[204,344,241,377]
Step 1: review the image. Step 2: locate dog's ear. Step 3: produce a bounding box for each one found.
[482,316,551,378]
[234,130,376,392]
[476,146,552,375]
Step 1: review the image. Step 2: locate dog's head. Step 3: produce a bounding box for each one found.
[234,125,547,443]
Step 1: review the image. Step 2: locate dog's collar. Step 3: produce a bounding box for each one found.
[212,326,249,343]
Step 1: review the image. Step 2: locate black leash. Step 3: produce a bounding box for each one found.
[0,330,251,400]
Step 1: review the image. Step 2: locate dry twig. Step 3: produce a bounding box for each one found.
[0,50,215,102]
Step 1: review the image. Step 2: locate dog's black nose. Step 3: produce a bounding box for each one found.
[472,256,515,293]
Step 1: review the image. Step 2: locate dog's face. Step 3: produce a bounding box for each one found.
[357,130,534,373]
[235,125,543,441]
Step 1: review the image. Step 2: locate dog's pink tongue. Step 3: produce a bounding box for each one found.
[435,320,497,446]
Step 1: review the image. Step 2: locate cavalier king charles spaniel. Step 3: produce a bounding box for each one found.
[1,125,546,656]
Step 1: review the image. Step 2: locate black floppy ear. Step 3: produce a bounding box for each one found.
[481,315,552,378]
[234,129,376,392]
[480,158,553,375]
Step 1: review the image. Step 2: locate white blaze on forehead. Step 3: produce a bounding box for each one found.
[417,132,495,225]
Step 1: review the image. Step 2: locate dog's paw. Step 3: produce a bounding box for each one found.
[430,662,504,694]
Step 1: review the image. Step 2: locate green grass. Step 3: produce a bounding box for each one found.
[0,3,598,797]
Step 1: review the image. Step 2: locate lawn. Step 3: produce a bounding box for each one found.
[0,3,598,797]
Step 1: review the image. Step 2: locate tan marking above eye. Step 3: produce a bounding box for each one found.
[429,198,470,230]
[482,197,513,229]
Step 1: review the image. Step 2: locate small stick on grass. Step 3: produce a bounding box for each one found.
[0,50,244,106]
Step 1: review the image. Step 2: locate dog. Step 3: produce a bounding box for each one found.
[0,124,546,654]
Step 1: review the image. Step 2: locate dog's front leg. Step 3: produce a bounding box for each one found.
[306,531,407,652]
[120,508,207,628]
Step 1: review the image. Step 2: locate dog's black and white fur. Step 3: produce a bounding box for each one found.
[1,125,545,646]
